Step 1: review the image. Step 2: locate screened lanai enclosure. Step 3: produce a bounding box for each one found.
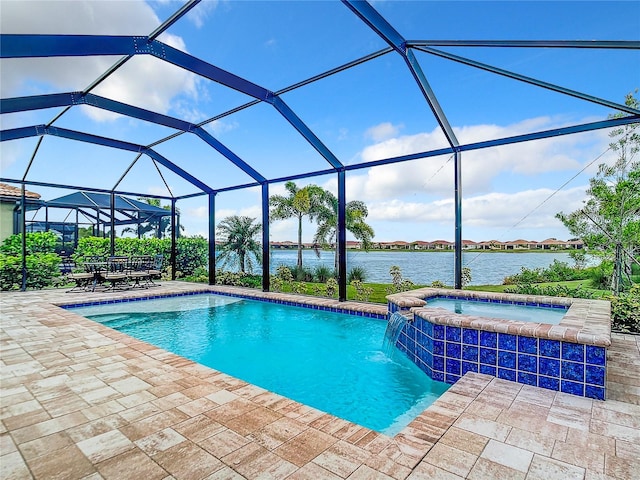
[27,191,172,249]
[1,0,639,297]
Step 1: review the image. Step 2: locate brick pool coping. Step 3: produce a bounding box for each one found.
[387,288,611,347]
[2,282,638,479]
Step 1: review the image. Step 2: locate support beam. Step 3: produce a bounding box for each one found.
[20,186,27,291]
[414,47,640,116]
[337,170,347,301]
[0,125,214,194]
[405,49,459,147]
[194,128,266,182]
[171,199,177,280]
[0,177,173,200]
[0,34,138,58]
[342,1,459,148]
[341,1,405,53]
[262,183,270,292]
[208,193,216,285]
[406,39,640,49]
[269,96,344,170]
[454,151,462,290]
[110,192,116,256]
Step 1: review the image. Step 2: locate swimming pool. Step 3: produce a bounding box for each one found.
[424,296,566,324]
[70,293,449,435]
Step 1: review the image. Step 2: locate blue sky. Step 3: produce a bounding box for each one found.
[1,0,639,244]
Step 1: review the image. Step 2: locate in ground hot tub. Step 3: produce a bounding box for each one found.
[386,288,611,400]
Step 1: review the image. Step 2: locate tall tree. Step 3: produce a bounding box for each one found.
[313,190,375,272]
[269,182,325,270]
[556,91,640,294]
[216,215,262,274]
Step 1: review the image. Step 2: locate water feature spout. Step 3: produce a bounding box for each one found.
[383,311,410,356]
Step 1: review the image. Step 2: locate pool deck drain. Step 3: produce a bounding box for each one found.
[1,282,639,479]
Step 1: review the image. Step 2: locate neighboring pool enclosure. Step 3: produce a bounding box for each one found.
[1,0,639,297]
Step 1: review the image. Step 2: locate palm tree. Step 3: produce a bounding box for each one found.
[269,181,325,270]
[216,215,262,274]
[313,191,375,272]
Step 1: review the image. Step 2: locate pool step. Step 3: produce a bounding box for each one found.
[94,313,158,331]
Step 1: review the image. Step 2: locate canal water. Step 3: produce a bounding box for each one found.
[266,250,578,286]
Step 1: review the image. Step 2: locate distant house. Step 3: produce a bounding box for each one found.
[462,239,477,250]
[0,183,42,243]
[411,240,430,250]
[539,238,567,250]
[431,240,454,250]
[505,239,531,250]
[568,239,584,249]
[271,241,297,249]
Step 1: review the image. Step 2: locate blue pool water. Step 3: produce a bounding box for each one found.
[72,294,449,435]
[425,297,567,325]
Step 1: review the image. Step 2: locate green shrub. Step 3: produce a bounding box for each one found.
[73,236,208,276]
[314,265,333,283]
[0,254,21,290]
[588,262,613,290]
[351,280,373,302]
[276,265,293,283]
[503,261,588,285]
[325,278,338,298]
[462,267,472,288]
[290,265,313,282]
[608,284,640,333]
[73,237,110,259]
[347,266,367,283]
[0,252,61,290]
[504,283,595,299]
[182,266,209,283]
[214,270,261,288]
[0,232,60,255]
[175,237,208,276]
[292,282,307,294]
[386,265,414,294]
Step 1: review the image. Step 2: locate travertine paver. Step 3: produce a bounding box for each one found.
[1,283,639,479]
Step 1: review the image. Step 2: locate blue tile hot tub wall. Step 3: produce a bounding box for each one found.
[394,315,606,400]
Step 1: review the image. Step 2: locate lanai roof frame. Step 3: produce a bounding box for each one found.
[1,0,639,295]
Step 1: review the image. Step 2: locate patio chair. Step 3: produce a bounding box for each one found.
[146,254,163,286]
[103,256,130,290]
[128,255,152,288]
[65,258,95,292]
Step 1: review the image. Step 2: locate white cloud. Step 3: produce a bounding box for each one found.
[1,0,201,122]
[368,186,587,231]
[364,122,403,142]
[0,140,24,171]
[187,205,209,218]
[205,119,240,136]
[146,185,173,197]
[186,0,221,28]
[347,118,607,202]
[215,205,262,220]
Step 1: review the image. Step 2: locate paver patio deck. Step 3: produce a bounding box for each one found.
[1,282,639,479]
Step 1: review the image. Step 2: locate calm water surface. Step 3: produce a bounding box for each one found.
[266,250,577,285]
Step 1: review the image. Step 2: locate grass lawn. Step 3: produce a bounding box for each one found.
[273,279,610,304]
[467,279,603,294]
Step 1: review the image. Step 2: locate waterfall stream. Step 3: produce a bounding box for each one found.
[383,312,409,356]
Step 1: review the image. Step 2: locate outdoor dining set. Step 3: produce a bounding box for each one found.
[65,254,163,292]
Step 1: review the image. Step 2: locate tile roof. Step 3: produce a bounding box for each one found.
[0,183,41,199]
